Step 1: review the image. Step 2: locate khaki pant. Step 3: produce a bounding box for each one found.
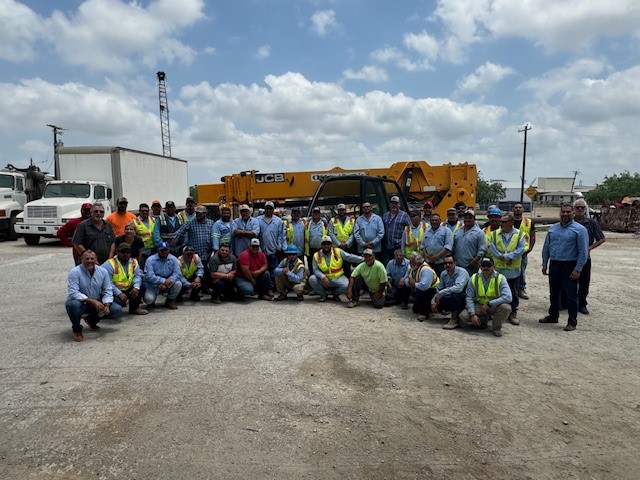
[275,274,306,296]
[459,303,511,333]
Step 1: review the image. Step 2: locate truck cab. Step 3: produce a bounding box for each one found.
[0,170,29,240]
[306,175,409,219]
[14,180,112,245]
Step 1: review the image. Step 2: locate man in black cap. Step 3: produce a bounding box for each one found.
[106,196,137,236]
[178,196,197,223]
[102,242,147,315]
[153,200,185,256]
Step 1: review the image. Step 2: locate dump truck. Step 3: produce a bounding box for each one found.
[196,161,476,218]
[15,146,189,245]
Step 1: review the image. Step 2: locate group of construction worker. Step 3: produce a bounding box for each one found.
[63,194,602,342]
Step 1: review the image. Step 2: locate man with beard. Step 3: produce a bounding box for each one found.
[72,202,115,264]
[284,207,305,260]
[172,205,215,292]
[231,204,260,256]
[421,213,453,277]
[153,200,186,257]
[143,242,183,310]
[309,236,363,302]
[212,206,233,254]
[133,203,156,269]
[178,196,197,224]
[433,254,470,330]
[346,249,388,309]
[382,195,411,265]
[209,243,240,303]
[106,197,137,237]
[102,242,147,315]
[452,209,486,277]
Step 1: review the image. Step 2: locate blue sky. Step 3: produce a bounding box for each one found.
[1,0,640,190]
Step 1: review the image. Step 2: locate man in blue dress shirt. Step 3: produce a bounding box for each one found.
[540,204,589,331]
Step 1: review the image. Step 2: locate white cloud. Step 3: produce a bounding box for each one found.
[310,9,338,37]
[433,0,640,61]
[370,47,432,72]
[403,31,440,61]
[342,65,388,83]
[456,61,515,94]
[41,0,205,71]
[255,45,271,60]
[0,0,41,61]
[521,58,610,100]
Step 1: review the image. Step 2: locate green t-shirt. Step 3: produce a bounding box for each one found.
[351,260,388,292]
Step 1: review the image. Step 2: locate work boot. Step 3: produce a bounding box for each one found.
[296,294,304,302]
[130,308,149,315]
[332,293,341,302]
[211,296,221,304]
[273,293,288,301]
[579,306,589,315]
[347,300,358,308]
[165,300,178,310]
[442,318,460,330]
[73,332,84,342]
[493,329,503,337]
[417,314,427,322]
[85,316,100,331]
[518,289,529,300]
[564,324,576,331]
[509,312,520,325]
[539,316,558,324]
[318,295,327,302]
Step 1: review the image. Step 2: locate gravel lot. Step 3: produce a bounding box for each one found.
[0,232,639,480]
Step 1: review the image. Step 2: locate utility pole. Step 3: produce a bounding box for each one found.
[46,124,66,179]
[570,170,581,192]
[518,123,532,203]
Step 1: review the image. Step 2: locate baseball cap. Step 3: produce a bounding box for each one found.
[165,201,176,208]
[81,202,93,210]
[265,201,274,208]
[182,245,195,253]
[312,206,321,213]
[423,201,434,208]
[480,257,494,266]
[321,235,332,244]
[447,207,457,214]
[390,195,400,203]
[151,199,162,206]
[186,196,195,203]
[410,209,421,217]
[291,207,300,213]
[463,209,475,217]
[195,205,207,213]
[116,196,128,204]
[363,248,374,256]
[158,241,170,250]
[250,238,260,246]
[337,203,346,210]
[117,242,131,252]
[239,204,251,211]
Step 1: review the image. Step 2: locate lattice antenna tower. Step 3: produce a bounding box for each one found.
[157,71,172,157]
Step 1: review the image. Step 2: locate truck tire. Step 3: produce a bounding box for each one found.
[7,216,18,241]
[24,234,40,246]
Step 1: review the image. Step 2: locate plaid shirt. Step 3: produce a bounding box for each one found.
[382,210,411,249]
[172,218,215,260]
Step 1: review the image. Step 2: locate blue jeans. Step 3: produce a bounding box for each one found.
[236,272,271,296]
[65,299,123,333]
[143,281,183,304]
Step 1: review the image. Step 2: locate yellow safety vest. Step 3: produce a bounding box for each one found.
[491,229,524,270]
[107,257,137,290]
[409,262,439,289]
[304,219,328,255]
[472,273,504,305]
[314,247,344,279]
[517,217,532,250]
[134,217,156,248]
[404,222,427,257]
[331,217,354,243]
[178,254,200,279]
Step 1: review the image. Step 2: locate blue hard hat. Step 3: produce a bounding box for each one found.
[284,245,299,255]
[488,207,503,217]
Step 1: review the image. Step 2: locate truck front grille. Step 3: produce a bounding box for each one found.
[27,206,57,218]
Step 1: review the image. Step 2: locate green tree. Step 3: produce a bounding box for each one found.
[476,172,507,205]
[585,171,640,204]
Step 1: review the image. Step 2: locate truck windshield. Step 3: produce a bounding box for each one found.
[43,183,91,198]
[0,174,14,189]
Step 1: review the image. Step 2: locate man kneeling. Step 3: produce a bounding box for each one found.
[346,249,387,308]
[66,250,123,342]
[459,257,512,337]
[273,245,307,301]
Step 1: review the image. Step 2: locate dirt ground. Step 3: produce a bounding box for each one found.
[0,229,639,480]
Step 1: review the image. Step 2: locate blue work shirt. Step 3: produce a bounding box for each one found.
[421,225,453,264]
[354,213,385,253]
[542,220,589,272]
[67,264,114,304]
[258,214,286,255]
[453,224,486,268]
[386,258,410,288]
[306,219,327,250]
[403,262,436,291]
[143,253,182,288]
[434,266,469,301]
[231,217,260,256]
[212,219,233,251]
[274,257,306,284]
[285,219,305,255]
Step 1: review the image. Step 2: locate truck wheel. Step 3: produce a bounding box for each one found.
[7,216,18,241]
[24,234,40,246]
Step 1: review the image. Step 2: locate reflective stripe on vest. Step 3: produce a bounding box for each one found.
[305,219,328,255]
[491,229,523,271]
[134,217,156,248]
[314,247,344,279]
[107,257,137,290]
[159,213,185,240]
[178,254,200,279]
[404,222,427,257]
[472,273,503,305]
[331,217,354,243]
[410,262,439,289]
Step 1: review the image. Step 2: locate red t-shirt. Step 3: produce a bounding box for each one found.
[237,250,267,278]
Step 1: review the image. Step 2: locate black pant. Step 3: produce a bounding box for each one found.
[402,287,436,317]
[506,276,520,314]
[113,288,143,312]
[549,260,579,326]
[211,278,240,301]
[429,262,445,278]
[435,293,465,314]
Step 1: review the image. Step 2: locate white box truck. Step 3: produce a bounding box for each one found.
[15,146,189,245]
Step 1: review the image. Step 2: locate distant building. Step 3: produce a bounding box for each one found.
[537,177,595,206]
